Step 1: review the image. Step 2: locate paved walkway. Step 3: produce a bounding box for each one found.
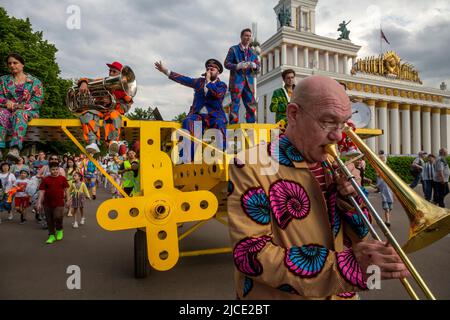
[0,184,448,300]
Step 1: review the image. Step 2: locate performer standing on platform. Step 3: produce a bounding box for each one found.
[270,69,296,124]
[224,28,260,124]
[0,53,44,162]
[78,61,133,155]
[155,59,228,146]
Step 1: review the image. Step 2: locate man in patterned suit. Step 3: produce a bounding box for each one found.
[227,75,409,300]
[78,61,134,155]
[269,69,296,124]
[155,59,228,159]
[224,28,260,124]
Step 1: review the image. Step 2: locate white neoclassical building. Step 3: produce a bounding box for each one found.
[256,0,450,156]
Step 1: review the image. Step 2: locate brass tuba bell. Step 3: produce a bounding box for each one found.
[66,65,137,114]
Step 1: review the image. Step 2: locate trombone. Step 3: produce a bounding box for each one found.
[326,116,450,300]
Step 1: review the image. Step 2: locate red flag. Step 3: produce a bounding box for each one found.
[381,29,390,44]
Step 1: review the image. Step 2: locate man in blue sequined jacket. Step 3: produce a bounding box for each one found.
[155,59,228,157]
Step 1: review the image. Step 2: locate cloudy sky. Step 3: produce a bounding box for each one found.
[2,0,449,119]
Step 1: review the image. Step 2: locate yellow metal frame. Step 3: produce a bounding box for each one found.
[27,118,223,271]
[26,118,383,272]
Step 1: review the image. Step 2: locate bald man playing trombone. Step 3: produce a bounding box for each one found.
[227,75,410,300]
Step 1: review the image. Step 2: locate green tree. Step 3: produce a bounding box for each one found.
[0,7,73,119]
[172,112,187,123]
[126,106,162,120]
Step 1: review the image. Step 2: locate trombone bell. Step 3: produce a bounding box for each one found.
[344,127,450,253]
[403,202,450,253]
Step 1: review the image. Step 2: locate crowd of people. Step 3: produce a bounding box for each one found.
[0,146,140,244]
[409,148,450,207]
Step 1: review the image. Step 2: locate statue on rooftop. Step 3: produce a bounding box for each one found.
[337,20,351,40]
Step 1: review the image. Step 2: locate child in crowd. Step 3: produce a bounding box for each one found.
[13,169,31,224]
[37,163,70,244]
[0,162,16,221]
[84,155,97,200]
[108,155,122,198]
[26,174,42,223]
[65,157,78,217]
[69,172,91,228]
[377,150,394,227]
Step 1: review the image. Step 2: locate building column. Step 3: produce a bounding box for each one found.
[343,55,349,74]
[303,47,309,68]
[400,103,411,155]
[388,102,400,155]
[274,48,280,68]
[334,53,339,73]
[324,51,329,71]
[432,107,441,155]
[262,56,267,75]
[268,52,274,72]
[310,10,315,33]
[314,49,319,69]
[293,45,298,67]
[377,101,388,153]
[441,108,450,150]
[306,10,311,32]
[299,9,306,31]
[365,99,376,152]
[281,43,287,66]
[422,106,431,153]
[411,105,421,154]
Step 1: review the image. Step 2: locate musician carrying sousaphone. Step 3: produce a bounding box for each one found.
[76,61,134,155]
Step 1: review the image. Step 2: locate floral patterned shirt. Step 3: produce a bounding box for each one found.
[227,135,371,300]
[0,74,44,114]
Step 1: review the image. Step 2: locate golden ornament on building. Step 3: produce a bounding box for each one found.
[351,51,422,84]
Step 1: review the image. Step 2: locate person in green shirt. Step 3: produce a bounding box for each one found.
[269,69,296,124]
[119,149,139,196]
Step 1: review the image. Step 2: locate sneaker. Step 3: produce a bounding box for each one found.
[56,229,64,241]
[86,143,100,154]
[46,235,56,244]
[7,213,13,221]
[67,212,73,217]
[6,147,20,163]
[80,217,86,225]
[34,212,41,222]
[108,141,119,155]
[20,218,27,225]
[72,221,79,228]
